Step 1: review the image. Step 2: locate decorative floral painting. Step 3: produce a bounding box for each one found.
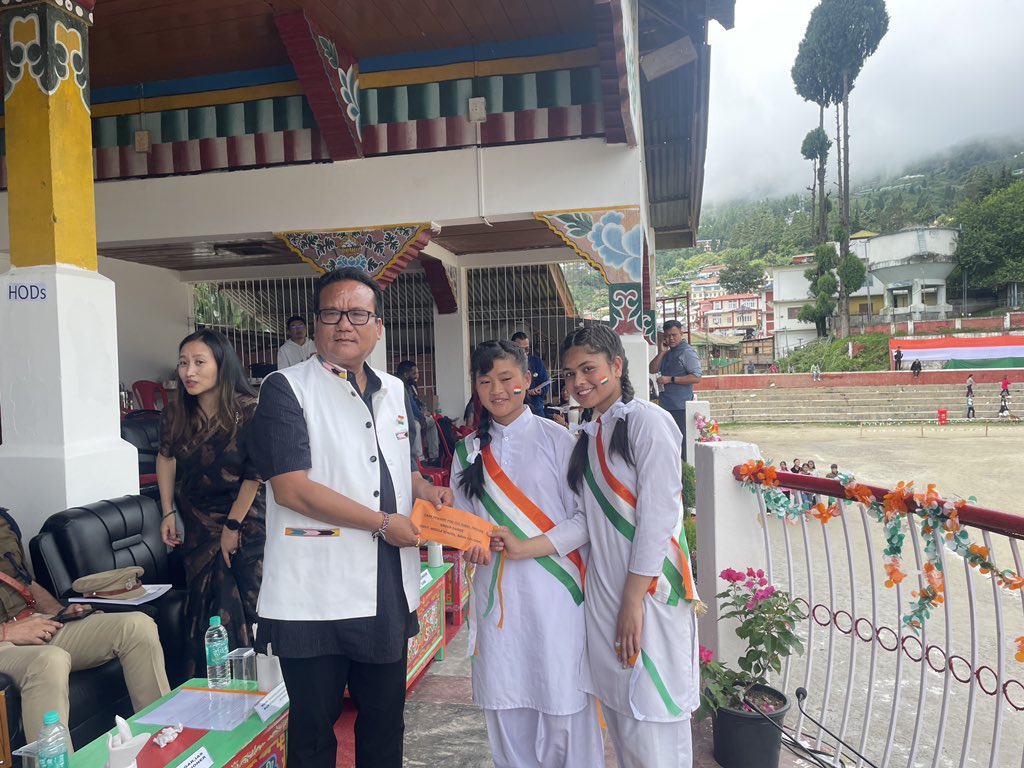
[535,207,645,285]
[275,223,435,286]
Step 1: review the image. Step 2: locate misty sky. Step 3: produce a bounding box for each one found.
[702,0,1024,204]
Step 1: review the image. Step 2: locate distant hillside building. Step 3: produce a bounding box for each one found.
[698,292,763,337]
[770,262,819,356]
[850,227,958,320]
[690,277,727,303]
[769,227,959,356]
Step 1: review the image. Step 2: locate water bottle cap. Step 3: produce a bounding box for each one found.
[43,711,60,725]
[210,616,221,627]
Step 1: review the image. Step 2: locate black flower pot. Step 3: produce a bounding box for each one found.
[712,685,791,768]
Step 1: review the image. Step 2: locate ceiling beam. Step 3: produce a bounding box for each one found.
[419,255,458,314]
[594,0,638,146]
[274,11,363,161]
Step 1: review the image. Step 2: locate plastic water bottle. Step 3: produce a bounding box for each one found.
[37,710,69,768]
[205,616,231,688]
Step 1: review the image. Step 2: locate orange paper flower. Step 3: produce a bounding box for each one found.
[844,482,875,505]
[923,562,945,599]
[739,460,779,487]
[1016,636,1024,663]
[882,481,914,522]
[914,484,941,509]
[884,558,907,589]
[811,502,840,525]
[968,544,992,574]
[1002,573,1024,591]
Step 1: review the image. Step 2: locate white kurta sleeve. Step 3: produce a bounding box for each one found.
[547,496,590,556]
[627,408,684,577]
[546,432,590,556]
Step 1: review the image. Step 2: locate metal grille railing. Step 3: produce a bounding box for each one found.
[187,271,436,397]
[727,468,1024,767]
[466,262,596,406]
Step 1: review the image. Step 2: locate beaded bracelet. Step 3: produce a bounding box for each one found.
[372,512,391,541]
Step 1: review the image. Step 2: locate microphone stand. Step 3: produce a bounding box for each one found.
[792,687,882,768]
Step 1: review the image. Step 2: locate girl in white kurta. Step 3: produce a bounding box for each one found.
[495,325,700,768]
[452,340,604,768]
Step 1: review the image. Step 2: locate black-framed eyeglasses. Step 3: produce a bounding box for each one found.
[316,309,378,326]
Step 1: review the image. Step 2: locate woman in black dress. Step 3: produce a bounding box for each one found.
[157,329,266,676]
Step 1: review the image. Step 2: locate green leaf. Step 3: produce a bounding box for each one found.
[555,213,594,238]
[317,36,340,70]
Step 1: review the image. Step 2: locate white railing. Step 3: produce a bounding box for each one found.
[695,441,1024,768]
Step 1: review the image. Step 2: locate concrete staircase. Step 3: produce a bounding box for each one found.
[698,383,1012,424]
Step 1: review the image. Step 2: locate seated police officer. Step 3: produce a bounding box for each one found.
[0,508,169,750]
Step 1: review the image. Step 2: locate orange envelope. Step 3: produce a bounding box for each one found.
[411,498,495,551]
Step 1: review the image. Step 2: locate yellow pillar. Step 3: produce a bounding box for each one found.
[0,1,137,539]
[3,0,97,270]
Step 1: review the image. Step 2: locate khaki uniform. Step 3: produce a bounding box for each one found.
[0,512,169,748]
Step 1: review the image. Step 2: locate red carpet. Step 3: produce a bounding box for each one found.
[333,708,357,768]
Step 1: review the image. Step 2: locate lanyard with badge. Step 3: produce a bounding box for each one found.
[0,552,37,620]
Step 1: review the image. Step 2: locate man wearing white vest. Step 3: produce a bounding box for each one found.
[247,267,453,768]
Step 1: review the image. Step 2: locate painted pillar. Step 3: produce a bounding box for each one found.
[683,399,710,469]
[694,440,766,667]
[432,266,472,419]
[0,0,138,539]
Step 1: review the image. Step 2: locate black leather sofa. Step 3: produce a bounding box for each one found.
[1,496,190,749]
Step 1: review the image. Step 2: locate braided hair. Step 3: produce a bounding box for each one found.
[563,325,636,493]
[456,340,530,500]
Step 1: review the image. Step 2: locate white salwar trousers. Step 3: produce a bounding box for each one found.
[484,697,604,768]
[603,706,693,768]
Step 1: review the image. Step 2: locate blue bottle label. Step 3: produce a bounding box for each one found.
[206,638,228,666]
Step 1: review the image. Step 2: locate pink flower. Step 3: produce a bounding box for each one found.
[758,577,768,586]
[746,567,756,577]
[756,569,765,579]
[699,645,713,665]
[745,579,755,590]
[746,598,756,611]
[719,568,746,584]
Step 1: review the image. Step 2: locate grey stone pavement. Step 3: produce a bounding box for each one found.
[402,622,815,767]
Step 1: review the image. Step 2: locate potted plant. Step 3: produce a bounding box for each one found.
[697,567,807,768]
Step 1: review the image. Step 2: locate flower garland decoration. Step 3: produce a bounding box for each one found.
[737,463,1024,638]
[694,412,722,442]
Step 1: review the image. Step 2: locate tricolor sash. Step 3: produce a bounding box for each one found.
[454,440,585,605]
[584,422,697,606]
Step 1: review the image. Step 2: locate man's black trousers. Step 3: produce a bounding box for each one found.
[279,648,408,768]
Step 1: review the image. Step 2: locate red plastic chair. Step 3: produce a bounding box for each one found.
[417,460,450,487]
[132,380,169,411]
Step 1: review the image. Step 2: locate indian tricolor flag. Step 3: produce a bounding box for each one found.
[892,335,1024,369]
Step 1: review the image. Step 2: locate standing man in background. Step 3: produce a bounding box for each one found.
[649,320,702,460]
[396,360,437,463]
[277,315,316,370]
[511,332,550,416]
